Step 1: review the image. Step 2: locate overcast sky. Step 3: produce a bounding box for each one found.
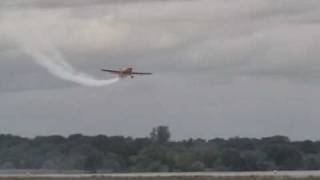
[1,0,320,140]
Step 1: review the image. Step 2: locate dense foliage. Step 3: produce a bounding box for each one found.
[0,126,320,172]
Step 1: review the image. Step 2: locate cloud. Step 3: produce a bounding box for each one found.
[1,0,320,139]
[0,0,193,9]
[2,0,320,86]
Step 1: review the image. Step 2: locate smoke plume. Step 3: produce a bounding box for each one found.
[27,48,119,86]
[0,12,120,87]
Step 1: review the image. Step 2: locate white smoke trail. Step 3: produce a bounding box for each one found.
[27,48,119,87]
[0,10,120,87]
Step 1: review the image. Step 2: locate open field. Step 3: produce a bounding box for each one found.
[1,171,320,180]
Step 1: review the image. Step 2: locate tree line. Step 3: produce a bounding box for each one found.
[0,126,320,172]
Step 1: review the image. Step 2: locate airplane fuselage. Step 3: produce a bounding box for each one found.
[118,67,133,78]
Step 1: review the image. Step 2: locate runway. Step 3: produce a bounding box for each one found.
[1,171,320,178]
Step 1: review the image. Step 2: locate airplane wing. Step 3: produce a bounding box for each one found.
[101,69,121,74]
[131,72,152,75]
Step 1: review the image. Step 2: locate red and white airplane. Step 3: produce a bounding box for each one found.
[102,67,152,78]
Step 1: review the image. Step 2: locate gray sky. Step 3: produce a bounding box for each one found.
[1,0,320,140]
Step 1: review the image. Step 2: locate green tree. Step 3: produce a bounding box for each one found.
[297,140,319,154]
[220,149,243,170]
[305,158,320,170]
[264,144,303,170]
[84,153,103,173]
[129,144,168,171]
[189,161,206,171]
[150,126,171,144]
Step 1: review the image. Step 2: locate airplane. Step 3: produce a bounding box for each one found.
[101,67,152,78]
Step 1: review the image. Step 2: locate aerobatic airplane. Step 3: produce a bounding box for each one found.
[101,67,152,78]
